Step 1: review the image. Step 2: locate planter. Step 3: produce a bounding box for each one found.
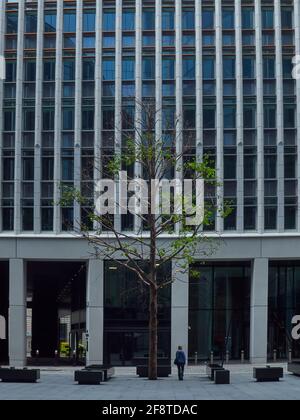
[214,369,230,384]
[136,365,171,378]
[253,366,283,382]
[0,368,40,383]
[288,362,300,376]
[206,364,224,380]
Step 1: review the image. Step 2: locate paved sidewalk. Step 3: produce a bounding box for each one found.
[0,364,299,400]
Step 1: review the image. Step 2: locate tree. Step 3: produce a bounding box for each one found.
[61,100,230,380]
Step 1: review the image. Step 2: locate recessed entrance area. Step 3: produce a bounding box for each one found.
[0,261,9,364]
[189,262,251,362]
[103,262,171,366]
[26,261,87,365]
[268,261,300,360]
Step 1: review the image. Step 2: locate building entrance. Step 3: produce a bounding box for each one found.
[26,261,86,365]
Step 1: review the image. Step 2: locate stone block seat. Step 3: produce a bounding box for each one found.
[0,367,40,383]
[253,366,283,382]
[288,361,300,377]
[74,365,115,385]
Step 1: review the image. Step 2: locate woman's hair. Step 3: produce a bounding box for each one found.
[178,346,182,350]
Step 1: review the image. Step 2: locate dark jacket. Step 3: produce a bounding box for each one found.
[175,350,186,365]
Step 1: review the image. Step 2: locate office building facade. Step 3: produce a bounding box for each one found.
[1,0,300,366]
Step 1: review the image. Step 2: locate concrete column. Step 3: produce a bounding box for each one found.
[53,0,64,233]
[34,0,44,233]
[274,0,284,232]
[215,0,224,233]
[9,259,26,367]
[235,0,244,232]
[14,0,25,233]
[74,0,83,231]
[86,259,104,366]
[250,258,269,364]
[171,261,189,362]
[255,0,264,233]
[93,0,103,232]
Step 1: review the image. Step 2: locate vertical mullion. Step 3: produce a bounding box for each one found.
[236,0,244,232]
[215,0,223,233]
[255,0,264,233]
[34,0,44,234]
[0,0,6,232]
[14,0,25,234]
[74,0,83,231]
[53,0,63,233]
[275,0,284,232]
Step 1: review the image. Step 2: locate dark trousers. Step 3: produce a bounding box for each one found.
[177,363,185,380]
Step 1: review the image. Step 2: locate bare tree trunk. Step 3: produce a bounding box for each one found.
[148,283,158,380]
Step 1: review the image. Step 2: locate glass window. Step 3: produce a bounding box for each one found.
[24,62,36,81]
[44,12,56,32]
[122,58,135,80]
[63,60,75,80]
[83,60,95,80]
[103,10,115,31]
[102,59,115,80]
[284,106,295,128]
[42,109,54,131]
[6,13,18,34]
[223,57,235,79]
[25,13,37,33]
[283,57,293,79]
[264,105,276,129]
[263,56,275,79]
[103,34,115,48]
[63,12,76,32]
[83,11,96,32]
[202,9,214,29]
[123,35,135,48]
[162,9,174,30]
[203,34,215,46]
[163,35,175,47]
[142,34,155,47]
[4,110,15,131]
[43,61,55,81]
[203,57,215,79]
[183,34,195,46]
[62,108,74,130]
[122,10,135,30]
[83,36,95,49]
[182,9,195,30]
[262,8,274,29]
[82,109,94,130]
[183,58,195,80]
[244,106,256,128]
[143,9,155,30]
[203,107,215,129]
[281,8,293,29]
[162,58,175,80]
[265,207,277,229]
[243,57,255,78]
[6,61,17,82]
[222,9,234,29]
[23,109,35,131]
[224,106,236,129]
[244,156,256,179]
[142,57,155,79]
[242,8,254,29]
[264,155,277,178]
